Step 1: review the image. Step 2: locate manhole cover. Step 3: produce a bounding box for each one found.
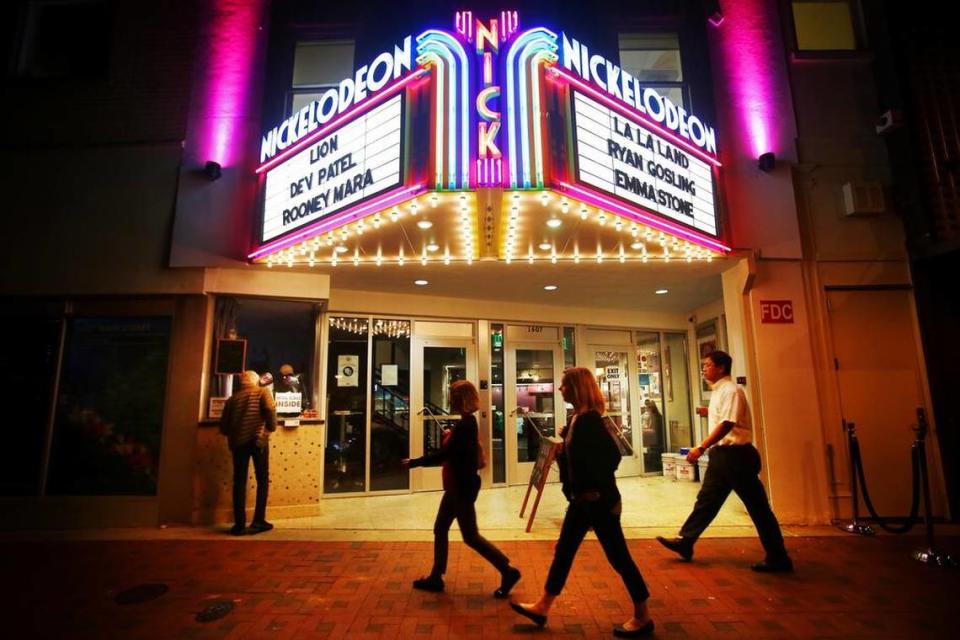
[195,600,234,623]
[114,583,168,605]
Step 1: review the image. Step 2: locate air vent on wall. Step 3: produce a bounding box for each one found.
[842,181,886,216]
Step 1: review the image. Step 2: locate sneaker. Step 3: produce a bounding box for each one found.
[656,536,693,561]
[412,575,445,592]
[751,557,793,573]
[493,567,521,598]
[229,524,245,536]
[247,521,274,534]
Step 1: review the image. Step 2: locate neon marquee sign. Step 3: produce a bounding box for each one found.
[253,10,727,258]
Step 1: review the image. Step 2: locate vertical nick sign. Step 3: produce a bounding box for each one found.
[458,11,518,186]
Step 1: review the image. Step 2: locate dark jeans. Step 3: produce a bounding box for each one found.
[431,488,511,577]
[546,500,650,603]
[679,444,788,561]
[231,442,269,527]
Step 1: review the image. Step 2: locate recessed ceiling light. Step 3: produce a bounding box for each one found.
[543,285,558,291]
[416,220,433,229]
[655,289,669,295]
[546,218,562,228]
[334,245,349,254]
[414,279,429,286]
[630,241,644,250]
[538,242,552,251]
[426,243,440,252]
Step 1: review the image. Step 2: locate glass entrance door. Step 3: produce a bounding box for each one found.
[593,349,642,476]
[505,342,564,485]
[410,338,476,491]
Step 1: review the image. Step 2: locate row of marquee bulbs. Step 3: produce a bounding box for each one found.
[329,316,411,338]
[263,191,717,267]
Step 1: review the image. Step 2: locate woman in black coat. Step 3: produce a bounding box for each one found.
[511,367,654,638]
[402,380,521,597]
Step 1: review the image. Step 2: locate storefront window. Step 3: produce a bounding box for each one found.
[635,331,665,472]
[0,300,63,496]
[209,297,318,418]
[47,316,171,496]
[324,316,369,493]
[490,323,505,483]
[370,319,410,491]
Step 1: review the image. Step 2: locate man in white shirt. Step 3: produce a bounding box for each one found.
[656,350,792,572]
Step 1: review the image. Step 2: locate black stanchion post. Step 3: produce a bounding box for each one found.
[843,420,875,536]
[911,409,956,567]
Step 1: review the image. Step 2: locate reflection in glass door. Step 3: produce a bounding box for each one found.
[634,331,693,473]
[412,339,476,491]
[594,349,640,475]
[505,342,563,484]
[324,317,369,494]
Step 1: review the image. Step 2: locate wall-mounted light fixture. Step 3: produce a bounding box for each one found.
[757,152,776,172]
[204,160,222,180]
[705,0,724,26]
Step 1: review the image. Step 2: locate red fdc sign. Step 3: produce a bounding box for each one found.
[760,300,794,324]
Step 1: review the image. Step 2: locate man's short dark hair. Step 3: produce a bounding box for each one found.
[705,350,732,376]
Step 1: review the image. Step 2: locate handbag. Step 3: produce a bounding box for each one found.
[603,416,633,456]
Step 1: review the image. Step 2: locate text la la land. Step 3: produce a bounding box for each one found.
[282,135,375,226]
[602,115,699,218]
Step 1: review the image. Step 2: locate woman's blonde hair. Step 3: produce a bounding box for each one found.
[561,367,606,414]
[449,379,480,414]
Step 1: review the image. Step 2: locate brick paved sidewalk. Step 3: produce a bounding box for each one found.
[2,535,957,639]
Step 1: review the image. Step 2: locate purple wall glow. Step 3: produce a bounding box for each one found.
[197,0,266,167]
[711,0,790,160]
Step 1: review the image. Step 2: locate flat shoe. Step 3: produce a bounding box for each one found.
[613,620,655,637]
[247,521,273,534]
[229,524,245,536]
[412,576,445,592]
[656,536,693,561]
[510,602,546,627]
[494,568,521,599]
[751,558,793,573]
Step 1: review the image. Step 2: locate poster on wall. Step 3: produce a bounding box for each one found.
[697,320,719,397]
[338,355,359,387]
[46,316,171,496]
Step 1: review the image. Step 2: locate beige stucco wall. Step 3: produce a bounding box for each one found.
[193,424,324,525]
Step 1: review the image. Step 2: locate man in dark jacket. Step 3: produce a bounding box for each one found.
[219,370,277,535]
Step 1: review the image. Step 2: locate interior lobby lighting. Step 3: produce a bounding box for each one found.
[543,285,558,291]
[414,279,429,286]
[655,289,669,295]
[416,219,433,229]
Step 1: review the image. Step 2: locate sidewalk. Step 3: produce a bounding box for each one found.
[3,531,957,638]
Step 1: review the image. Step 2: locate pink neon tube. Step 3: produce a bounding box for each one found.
[558,181,731,254]
[249,183,425,260]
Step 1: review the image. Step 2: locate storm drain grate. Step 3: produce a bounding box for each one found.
[195,600,234,623]
[114,583,168,605]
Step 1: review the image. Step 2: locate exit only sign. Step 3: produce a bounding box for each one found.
[760,300,794,324]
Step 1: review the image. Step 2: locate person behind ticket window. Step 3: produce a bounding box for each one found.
[274,363,310,411]
[510,367,654,638]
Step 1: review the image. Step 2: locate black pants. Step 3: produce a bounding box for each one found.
[545,500,650,603]
[679,444,788,561]
[231,442,269,527]
[431,488,511,577]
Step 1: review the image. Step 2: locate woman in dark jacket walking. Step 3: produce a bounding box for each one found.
[402,380,521,597]
[511,367,654,638]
